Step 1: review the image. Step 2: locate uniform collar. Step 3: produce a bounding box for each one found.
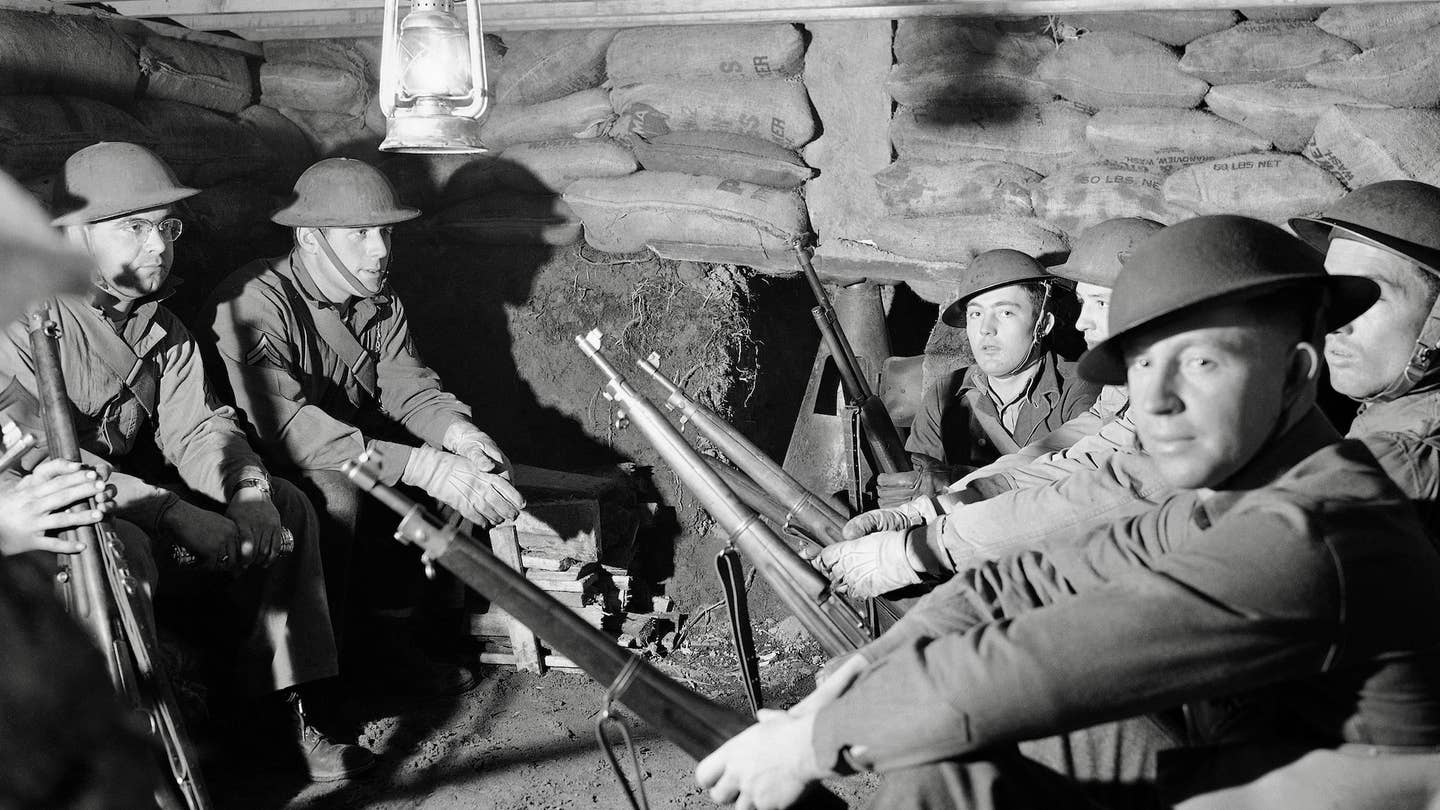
[287,250,391,314]
[958,351,1062,409]
[1194,406,1341,525]
[88,276,181,329]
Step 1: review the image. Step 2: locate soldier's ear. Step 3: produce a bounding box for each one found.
[1036,310,1055,338]
[1284,342,1321,406]
[294,227,318,252]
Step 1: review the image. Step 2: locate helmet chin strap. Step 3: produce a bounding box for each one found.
[313,228,383,299]
[994,281,1054,378]
[1363,306,1440,403]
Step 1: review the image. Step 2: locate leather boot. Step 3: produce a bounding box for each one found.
[285,691,374,782]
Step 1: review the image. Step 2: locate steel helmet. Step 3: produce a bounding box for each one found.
[1050,217,1165,288]
[0,169,91,321]
[940,249,1054,327]
[1078,215,1379,385]
[271,158,421,228]
[50,142,198,227]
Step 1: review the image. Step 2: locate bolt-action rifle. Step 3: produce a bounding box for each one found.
[29,302,210,810]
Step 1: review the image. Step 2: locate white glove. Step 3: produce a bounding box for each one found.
[403,445,525,527]
[841,495,943,540]
[442,422,511,476]
[812,529,921,599]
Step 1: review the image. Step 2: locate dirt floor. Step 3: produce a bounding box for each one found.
[204,619,880,809]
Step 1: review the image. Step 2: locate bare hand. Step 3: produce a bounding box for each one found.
[161,500,242,575]
[695,711,826,810]
[0,459,113,556]
[226,491,286,568]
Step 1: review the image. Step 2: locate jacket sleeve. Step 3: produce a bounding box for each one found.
[205,287,413,484]
[905,376,952,468]
[811,495,1339,773]
[969,414,1140,498]
[150,315,268,503]
[1358,430,1440,534]
[373,296,471,450]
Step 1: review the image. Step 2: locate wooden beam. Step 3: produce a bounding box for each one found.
[0,1,263,54]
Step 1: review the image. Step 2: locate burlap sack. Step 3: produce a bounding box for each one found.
[610,80,816,150]
[866,215,1068,265]
[873,159,1038,217]
[273,107,380,161]
[1032,162,1169,235]
[562,171,809,256]
[0,11,139,103]
[479,88,615,152]
[1162,152,1345,226]
[0,96,153,180]
[140,35,253,114]
[1037,31,1209,109]
[437,193,583,246]
[262,39,367,70]
[887,58,1056,106]
[185,180,279,241]
[1061,10,1239,47]
[495,29,617,106]
[237,104,316,188]
[1204,82,1387,153]
[1086,107,1272,174]
[1316,2,1440,49]
[892,18,1052,65]
[1179,21,1358,84]
[1306,25,1440,108]
[260,61,369,116]
[606,24,804,84]
[495,139,638,193]
[1303,105,1440,189]
[891,101,1091,176]
[631,131,815,189]
[131,99,278,186]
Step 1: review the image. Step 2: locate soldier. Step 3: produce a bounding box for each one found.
[697,215,1440,810]
[0,143,368,782]
[200,158,523,690]
[883,249,1100,506]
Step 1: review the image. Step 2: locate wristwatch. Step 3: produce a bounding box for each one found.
[230,475,273,499]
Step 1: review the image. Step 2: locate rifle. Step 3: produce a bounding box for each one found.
[341,452,847,810]
[794,240,910,478]
[29,302,211,810]
[577,330,870,658]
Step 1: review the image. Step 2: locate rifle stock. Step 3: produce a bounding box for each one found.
[341,457,847,809]
[577,331,870,657]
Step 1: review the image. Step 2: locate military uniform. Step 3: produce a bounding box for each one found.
[0,291,336,695]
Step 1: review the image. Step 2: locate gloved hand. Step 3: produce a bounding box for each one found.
[403,445,525,528]
[842,494,942,540]
[443,422,511,476]
[811,529,921,599]
[875,469,951,508]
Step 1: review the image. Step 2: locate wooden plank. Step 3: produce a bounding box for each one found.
[513,500,601,562]
[479,651,579,671]
[488,523,543,674]
[0,1,263,54]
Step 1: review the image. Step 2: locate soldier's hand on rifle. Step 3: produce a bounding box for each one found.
[403,445,526,528]
[696,707,828,810]
[812,530,922,599]
[0,459,114,556]
[875,470,951,508]
[226,481,286,568]
[160,499,242,576]
[443,422,512,477]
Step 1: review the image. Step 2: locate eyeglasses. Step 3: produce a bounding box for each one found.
[110,217,184,244]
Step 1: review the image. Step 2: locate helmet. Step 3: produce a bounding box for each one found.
[1078,215,1379,385]
[0,169,92,321]
[51,142,198,226]
[940,249,1053,327]
[1050,217,1165,288]
[1289,180,1440,277]
[271,158,421,227]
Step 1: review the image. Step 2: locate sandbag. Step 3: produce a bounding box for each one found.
[1179,21,1359,84]
[1316,2,1440,49]
[611,81,816,150]
[1306,25,1440,108]
[260,60,370,116]
[185,181,280,241]
[274,107,380,160]
[891,102,1091,176]
[139,35,253,114]
[1060,10,1240,47]
[866,215,1068,265]
[495,29,617,106]
[1086,107,1272,174]
[1032,162,1169,235]
[1037,31,1209,109]
[873,159,1038,217]
[237,104,316,187]
[1162,152,1345,225]
[0,96,152,181]
[606,24,804,84]
[1303,105,1440,189]
[1204,82,1388,153]
[893,18,1053,65]
[562,171,809,257]
[131,100,278,186]
[437,193,582,245]
[1239,6,1324,21]
[0,11,138,103]
[495,139,638,193]
[887,58,1056,106]
[479,88,615,152]
[631,131,815,189]
[262,39,368,71]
